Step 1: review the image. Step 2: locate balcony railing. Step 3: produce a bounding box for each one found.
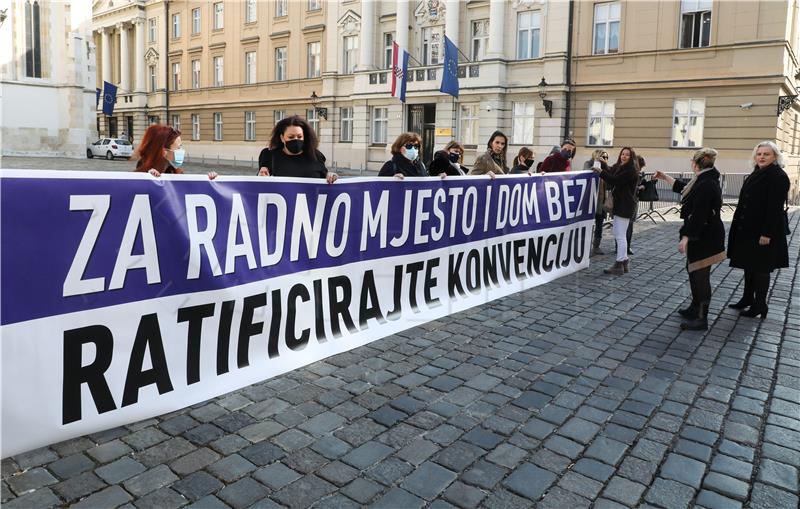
[368,63,480,85]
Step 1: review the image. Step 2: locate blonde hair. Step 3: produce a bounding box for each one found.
[591,149,606,161]
[692,147,718,169]
[751,141,785,168]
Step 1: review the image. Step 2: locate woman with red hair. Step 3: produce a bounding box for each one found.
[134,124,217,179]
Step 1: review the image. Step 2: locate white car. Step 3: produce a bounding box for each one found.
[87,138,134,160]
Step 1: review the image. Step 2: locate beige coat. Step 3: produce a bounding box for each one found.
[470,150,508,175]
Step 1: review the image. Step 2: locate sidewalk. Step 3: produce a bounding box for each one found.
[2,210,798,509]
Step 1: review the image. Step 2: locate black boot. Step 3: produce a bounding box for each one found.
[591,238,604,256]
[680,273,699,318]
[741,273,769,319]
[681,301,708,330]
[729,272,754,309]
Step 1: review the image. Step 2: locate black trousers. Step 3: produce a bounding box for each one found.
[593,213,605,244]
[688,267,712,311]
[741,270,771,308]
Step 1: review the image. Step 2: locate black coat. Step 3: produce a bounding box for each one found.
[728,163,790,272]
[672,168,725,265]
[599,163,638,219]
[378,154,427,177]
[428,151,467,176]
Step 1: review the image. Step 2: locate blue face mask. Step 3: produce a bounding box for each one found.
[172,148,186,167]
[404,147,418,161]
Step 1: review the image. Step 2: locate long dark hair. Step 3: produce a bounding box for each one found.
[486,130,508,163]
[134,124,183,174]
[268,115,319,161]
[613,146,639,171]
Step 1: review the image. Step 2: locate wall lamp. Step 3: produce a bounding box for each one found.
[310,91,328,120]
[538,77,553,118]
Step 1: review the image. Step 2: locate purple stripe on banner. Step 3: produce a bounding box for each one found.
[1,173,597,325]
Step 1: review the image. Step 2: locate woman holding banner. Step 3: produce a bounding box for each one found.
[429,141,468,176]
[258,115,338,184]
[583,149,610,255]
[134,125,217,179]
[654,147,725,330]
[510,147,536,175]
[593,147,639,275]
[726,141,791,320]
[378,132,428,178]
[470,131,509,176]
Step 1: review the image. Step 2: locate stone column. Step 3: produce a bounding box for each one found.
[395,0,409,54]
[101,27,112,84]
[134,18,146,93]
[118,23,131,92]
[445,0,460,46]
[487,0,506,58]
[358,0,375,71]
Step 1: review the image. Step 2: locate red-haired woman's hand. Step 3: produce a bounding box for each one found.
[326,173,339,184]
[148,168,161,177]
[258,167,270,176]
[208,172,218,180]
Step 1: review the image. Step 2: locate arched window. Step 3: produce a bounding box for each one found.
[24,0,42,77]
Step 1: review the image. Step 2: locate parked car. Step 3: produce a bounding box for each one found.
[87,138,134,160]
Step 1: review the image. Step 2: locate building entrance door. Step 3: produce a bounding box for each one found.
[408,104,436,167]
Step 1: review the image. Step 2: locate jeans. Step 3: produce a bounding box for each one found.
[612,217,630,262]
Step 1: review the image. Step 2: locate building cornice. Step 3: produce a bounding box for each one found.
[270,30,291,40]
[302,24,325,34]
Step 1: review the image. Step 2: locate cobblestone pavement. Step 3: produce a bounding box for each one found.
[1,194,799,508]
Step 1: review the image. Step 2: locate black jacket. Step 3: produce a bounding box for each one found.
[672,168,725,264]
[728,163,790,272]
[599,162,638,219]
[378,154,427,177]
[428,151,467,176]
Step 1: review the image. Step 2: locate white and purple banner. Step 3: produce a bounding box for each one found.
[0,170,598,457]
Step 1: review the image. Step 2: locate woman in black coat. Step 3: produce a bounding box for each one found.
[378,132,427,178]
[654,148,726,330]
[727,141,791,319]
[593,147,639,275]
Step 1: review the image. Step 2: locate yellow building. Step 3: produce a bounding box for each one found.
[92,0,800,199]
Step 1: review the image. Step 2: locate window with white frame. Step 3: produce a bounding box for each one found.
[340,107,353,142]
[307,42,321,78]
[276,0,287,17]
[171,114,181,131]
[672,99,705,148]
[245,111,256,141]
[308,0,321,11]
[191,59,200,88]
[422,27,441,65]
[275,47,287,80]
[23,0,42,78]
[148,18,157,43]
[512,102,535,144]
[471,19,490,61]
[171,62,181,90]
[275,110,285,124]
[213,56,224,86]
[459,104,479,146]
[245,51,257,84]
[343,36,359,74]
[172,13,181,38]
[306,109,319,133]
[587,100,615,146]
[593,2,620,55]
[245,0,257,23]
[384,32,394,69]
[372,107,388,144]
[148,115,160,125]
[214,112,223,140]
[213,2,223,29]
[680,0,711,49]
[192,8,201,34]
[191,114,200,140]
[517,11,541,59]
[148,64,157,91]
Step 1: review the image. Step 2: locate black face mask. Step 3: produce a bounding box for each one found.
[448,152,460,163]
[285,139,304,154]
[525,159,535,168]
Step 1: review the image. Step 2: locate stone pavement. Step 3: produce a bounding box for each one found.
[2,207,799,509]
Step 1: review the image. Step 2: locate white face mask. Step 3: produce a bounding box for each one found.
[172,148,186,167]
[403,147,418,161]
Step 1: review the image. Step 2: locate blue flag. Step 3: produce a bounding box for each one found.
[399,49,409,103]
[102,81,117,116]
[440,35,459,98]
[95,87,101,109]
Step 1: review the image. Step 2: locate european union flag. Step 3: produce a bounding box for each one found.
[440,35,459,98]
[102,81,117,116]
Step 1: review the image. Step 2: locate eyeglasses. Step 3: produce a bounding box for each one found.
[405,143,420,150]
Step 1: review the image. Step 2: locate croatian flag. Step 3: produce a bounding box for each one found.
[391,42,409,103]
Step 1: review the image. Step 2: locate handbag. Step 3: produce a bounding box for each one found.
[638,179,659,202]
[603,190,614,214]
